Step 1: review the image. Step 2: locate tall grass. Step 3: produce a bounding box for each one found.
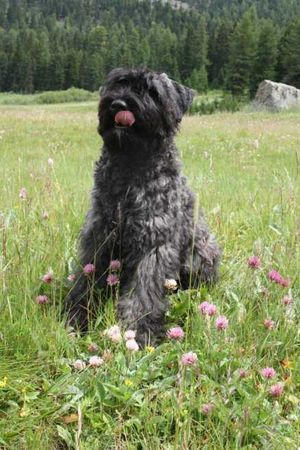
[0,103,299,449]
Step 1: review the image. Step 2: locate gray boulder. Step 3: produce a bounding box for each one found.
[253,80,300,111]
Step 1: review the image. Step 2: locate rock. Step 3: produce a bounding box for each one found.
[253,80,300,111]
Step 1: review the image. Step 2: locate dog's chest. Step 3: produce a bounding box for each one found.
[101,169,179,241]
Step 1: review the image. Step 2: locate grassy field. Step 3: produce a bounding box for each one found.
[0,102,299,449]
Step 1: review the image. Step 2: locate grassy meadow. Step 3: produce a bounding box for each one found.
[0,101,299,449]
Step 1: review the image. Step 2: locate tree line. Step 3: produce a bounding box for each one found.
[0,0,299,95]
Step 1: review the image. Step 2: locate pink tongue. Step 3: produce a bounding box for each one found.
[115,110,135,127]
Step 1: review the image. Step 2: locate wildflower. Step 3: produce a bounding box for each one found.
[87,342,99,353]
[215,315,229,330]
[0,376,8,388]
[268,269,289,287]
[261,367,276,379]
[104,325,122,343]
[88,356,104,368]
[199,301,218,316]
[248,255,261,269]
[73,359,86,370]
[19,187,27,200]
[42,211,49,219]
[181,352,198,366]
[110,260,121,270]
[145,346,155,353]
[238,369,247,378]
[106,273,119,286]
[167,326,184,340]
[124,378,134,387]
[83,263,95,275]
[48,158,54,167]
[126,339,139,352]
[281,358,293,369]
[269,382,284,397]
[206,303,217,316]
[42,271,53,284]
[280,278,289,288]
[124,330,136,340]
[35,294,49,304]
[268,269,282,283]
[68,274,76,282]
[201,403,214,415]
[164,279,178,291]
[282,294,293,305]
[264,318,275,330]
[198,301,210,314]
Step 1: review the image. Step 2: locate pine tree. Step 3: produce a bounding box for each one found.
[0,0,8,26]
[225,7,258,96]
[182,16,208,80]
[182,16,208,91]
[186,67,208,92]
[208,15,233,87]
[34,30,50,91]
[278,16,300,88]
[64,49,81,89]
[250,19,278,96]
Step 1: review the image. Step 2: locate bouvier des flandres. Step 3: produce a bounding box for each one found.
[65,68,220,345]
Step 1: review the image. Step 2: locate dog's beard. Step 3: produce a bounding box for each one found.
[102,125,139,151]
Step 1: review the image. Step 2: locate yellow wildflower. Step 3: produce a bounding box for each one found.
[0,377,7,388]
[124,379,133,387]
[145,346,155,353]
[281,358,293,370]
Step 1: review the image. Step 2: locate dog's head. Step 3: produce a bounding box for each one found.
[98,68,194,151]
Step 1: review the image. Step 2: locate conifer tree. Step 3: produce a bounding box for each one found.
[278,16,300,88]
[225,7,258,96]
[0,0,8,26]
[182,16,208,91]
[208,15,233,87]
[250,19,278,96]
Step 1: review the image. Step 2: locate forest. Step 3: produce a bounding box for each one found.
[0,0,299,95]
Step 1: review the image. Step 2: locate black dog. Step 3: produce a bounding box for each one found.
[65,68,220,345]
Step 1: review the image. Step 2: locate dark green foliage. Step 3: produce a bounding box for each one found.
[208,15,234,88]
[189,93,243,114]
[183,16,209,92]
[250,19,279,97]
[0,0,299,94]
[278,16,300,88]
[225,7,258,96]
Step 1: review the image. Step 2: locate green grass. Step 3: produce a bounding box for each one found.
[0,102,299,449]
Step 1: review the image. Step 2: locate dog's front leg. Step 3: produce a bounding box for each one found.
[118,244,178,346]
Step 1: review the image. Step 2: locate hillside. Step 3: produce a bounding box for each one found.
[0,0,299,93]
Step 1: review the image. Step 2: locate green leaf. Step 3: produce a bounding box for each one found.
[56,425,74,448]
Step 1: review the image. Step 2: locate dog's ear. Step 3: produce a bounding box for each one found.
[171,80,195,115]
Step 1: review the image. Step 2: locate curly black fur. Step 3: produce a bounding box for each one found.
[65,68,220,345]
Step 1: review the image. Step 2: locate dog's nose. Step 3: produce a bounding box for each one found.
[110,99,128,113]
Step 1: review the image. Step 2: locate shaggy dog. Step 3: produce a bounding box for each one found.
[65,68,220,345]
